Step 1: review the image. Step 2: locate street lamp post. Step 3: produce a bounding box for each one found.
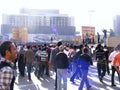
[88,10,95,27]
[88,10,95,44]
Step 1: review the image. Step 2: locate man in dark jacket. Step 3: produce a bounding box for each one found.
[78,48,93,90]
[49,41,62,90]
[55,45,69,90]
[70,44,84,83]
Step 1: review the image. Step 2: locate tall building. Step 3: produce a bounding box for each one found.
[1,9,76,42]
[113,15,120,36]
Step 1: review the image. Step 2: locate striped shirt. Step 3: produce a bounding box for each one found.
[40,51,48,62]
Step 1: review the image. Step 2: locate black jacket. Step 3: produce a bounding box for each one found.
[55,52,69,69]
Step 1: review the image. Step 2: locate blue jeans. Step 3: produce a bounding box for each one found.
[71,63,77,75]
[57,69,67,90]
[78,69,90,90]
[26,63,32,79]
[70,66,82,82]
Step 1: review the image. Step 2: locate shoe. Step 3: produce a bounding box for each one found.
[28,77,31,81]
[70,80,75,84]
[87,86,91,90]
[45,73,50,77]
[111,84,116,87]
[99,77,103,82]
[76,76,79,79]
[21,74,24,77]
[37,76,40,79]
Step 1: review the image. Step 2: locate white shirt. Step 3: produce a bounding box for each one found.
[109,50,119,66]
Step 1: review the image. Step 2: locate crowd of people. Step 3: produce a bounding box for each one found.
[0,40,120,90]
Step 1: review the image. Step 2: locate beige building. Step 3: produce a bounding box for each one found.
[107,36,120,47]
[12,27,19,40]
[21,27,28,42]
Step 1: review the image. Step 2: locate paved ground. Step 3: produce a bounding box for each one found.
[14,62,120,90]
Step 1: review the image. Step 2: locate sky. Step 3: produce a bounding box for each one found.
[0,0,120,35]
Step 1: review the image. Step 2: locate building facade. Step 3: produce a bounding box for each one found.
[113,15,120,36]
[1,9,76,42]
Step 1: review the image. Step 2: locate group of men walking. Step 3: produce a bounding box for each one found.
[0,40,120,90]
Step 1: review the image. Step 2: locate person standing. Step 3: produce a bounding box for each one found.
[103,45,110,75]
[82,34,85,44]
[97,32,100,43]
[90,34,95,44]
[70,44,84,83]
[78,48,93,90]
[55,45,69,90]
[113,53,120,73]
[95,44,106,82]
[113,44,120,84]
[102,29,107,46]
[109,47,120,86]
[25,45,34,81]
[18,46,26,77]
[0,41,18,90]
[39,46,48,77]
[34,47,41,78]
[67,45,77,73]
[49,41,62,90]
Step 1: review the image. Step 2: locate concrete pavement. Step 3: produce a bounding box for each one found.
[14,62,120,90]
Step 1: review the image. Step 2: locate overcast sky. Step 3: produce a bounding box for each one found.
[0,0,120,34]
